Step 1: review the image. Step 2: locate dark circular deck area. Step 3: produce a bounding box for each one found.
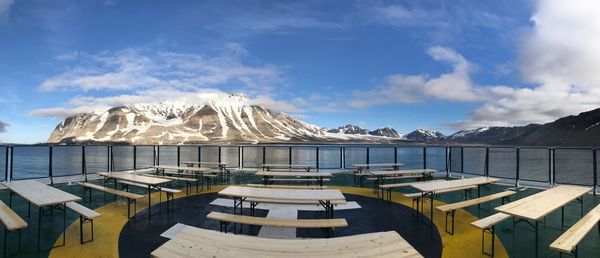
[118,192,443,258]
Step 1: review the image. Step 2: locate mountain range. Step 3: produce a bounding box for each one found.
[47,93,600,146]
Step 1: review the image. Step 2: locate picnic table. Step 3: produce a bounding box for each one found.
[254,171,333,186]
[353,163,405,174]
[410,177,500,225]
[218,186,345,219]
[154,165,216,185]
[98,172,171,221]
[495,185,591,257]
[151,226,423,258]
[368,169,438,195]
[2,180,81,251]
[262,164,316,172]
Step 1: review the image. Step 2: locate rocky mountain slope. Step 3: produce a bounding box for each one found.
[49,94,330,144]
[405,129,444,142]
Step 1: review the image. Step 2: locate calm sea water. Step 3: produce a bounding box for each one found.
[0,145,596,186]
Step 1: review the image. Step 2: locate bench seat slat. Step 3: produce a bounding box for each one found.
[550,203,600,253]
[207,212,348,228]
[0,200,27,231]
[437,190,516,212]
[66,202,101,219]
[76,182,144,200]
[471,213,511,229]
[141,174,197,182]
[246,184,327,190]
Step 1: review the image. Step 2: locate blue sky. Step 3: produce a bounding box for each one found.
[1,0,600,143]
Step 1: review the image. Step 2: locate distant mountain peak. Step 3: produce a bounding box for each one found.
[369,127,401,138]
[327,124,370,135]
[405,129,444,142]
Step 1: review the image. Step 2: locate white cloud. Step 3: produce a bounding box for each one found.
[0,0,13,22]
[40,47,282,92]
[349,46,497,108]
[452,0,600,130]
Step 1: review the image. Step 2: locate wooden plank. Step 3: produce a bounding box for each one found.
[151,226,423,258]
[66,202,101,219]
[369,169,437,176]
[219,186,345,201]
[380,179,446,189]
[119,180,181,194]
[140,174,197,182]
[412,177,500,193]
[353,163,405,167]
[77,182,144,200]
[471,213,511,229]
[255,171,333,177]
[366,175,422,181]
[98,172,171,186]
[0,200,27,231]
[550,203,600,253]
[495,185,591,221]
[246,184,327,190]
[207,212,348,228]
[2,180,81,207]
[437,191,516,212]
[154,165,212,173]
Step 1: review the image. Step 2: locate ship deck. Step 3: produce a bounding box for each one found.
[1,172,599,258]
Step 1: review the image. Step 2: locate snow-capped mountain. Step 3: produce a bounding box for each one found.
[404,129,444,142]
[327,124,370,135]
[48,94,330,144]
[445,124,540,144]
[369,127,402,138]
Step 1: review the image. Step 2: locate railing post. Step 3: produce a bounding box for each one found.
[288,146,292,166]
[423,146,427,169]
[446,146,450,177]
[551,148,556,185]
[484,147,489,177]
[218,146,222,164]
[49,146,53,185]
[110,146,114,171]
[156,145,160,166]
[516,147,520,187]
[366,146,370,166]
[177,145,181,166]
[593,148,597,195]
[262,146,266,166]
[4,146,9,181]
[394,146,398,164]
[133,145,137,170]
[82,145,87,182]
[340,146,344,170]
[9,146,13,181]
[239,146,243,168]
[198,145,201,163]
[316,146,320,172]
[460,146,464,174]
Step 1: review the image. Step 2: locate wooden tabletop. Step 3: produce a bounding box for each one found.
[98,172,171,186]
[219,186,345,201]
[495,185,591,221]
[262,164,316,168]
[154,165,212,172]
[369,169,437,176]
[184,161,228,166]
[2,180,81,207]
[151,226,423,258]
[255,171,333,177]
[353,163,405,167]
[411,177,500,192]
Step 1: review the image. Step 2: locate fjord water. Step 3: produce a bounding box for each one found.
[0,145,596,186]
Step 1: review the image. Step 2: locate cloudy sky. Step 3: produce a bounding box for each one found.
[0,0,599,143]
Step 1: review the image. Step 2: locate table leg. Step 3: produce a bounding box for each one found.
[477,185,481,208]
[535,220,539,258]
[62,203,66,247]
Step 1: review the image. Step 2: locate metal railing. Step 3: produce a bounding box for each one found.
[1,144,599,193]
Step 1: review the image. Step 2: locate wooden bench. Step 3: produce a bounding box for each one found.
[246,184,327,190]
[140,174,198,194]
[402,185,477,210]
[549,203,600,257]
[76,182,143,219]
[119,181,181,210]
[380,179,446,202]
[158,170,217,190]
[206,211,348,237]
[437,190,516,234]
[0,200,27,257]
[151,226,423,258]
[66,202,101,244]
[471,213,511,257]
